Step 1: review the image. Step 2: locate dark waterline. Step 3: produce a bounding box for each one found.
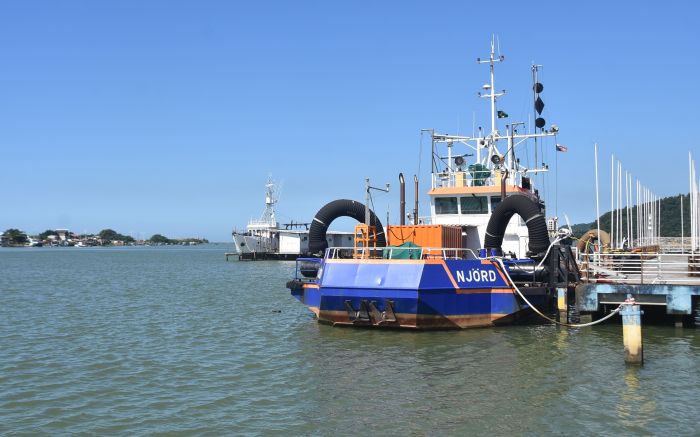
[1,245,699,435]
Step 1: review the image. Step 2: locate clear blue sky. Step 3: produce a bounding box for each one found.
[2,1,699,241]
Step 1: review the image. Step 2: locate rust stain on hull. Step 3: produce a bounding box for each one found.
[315,310,513,329]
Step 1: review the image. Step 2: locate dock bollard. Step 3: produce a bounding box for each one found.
[621,295,643,365]
[557,287,568,323]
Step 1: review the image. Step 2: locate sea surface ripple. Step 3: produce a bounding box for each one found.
[2,245,700,435]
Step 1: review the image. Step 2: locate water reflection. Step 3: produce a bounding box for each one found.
[617,367,656,429]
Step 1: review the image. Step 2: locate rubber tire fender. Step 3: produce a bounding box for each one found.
[484,194,550,257]
[308,199,385,254]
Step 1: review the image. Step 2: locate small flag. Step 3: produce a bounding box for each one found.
[556,144,568,152]
[497,110,508,118]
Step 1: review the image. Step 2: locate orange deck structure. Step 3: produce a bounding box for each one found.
[386,225,463,250]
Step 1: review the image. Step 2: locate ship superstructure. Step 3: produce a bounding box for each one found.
[425,39,559,258]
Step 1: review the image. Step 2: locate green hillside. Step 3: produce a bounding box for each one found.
[570,193,691,238]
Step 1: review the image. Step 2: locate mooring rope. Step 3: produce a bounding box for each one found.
[493,258,623,328]
[535,227,573,270]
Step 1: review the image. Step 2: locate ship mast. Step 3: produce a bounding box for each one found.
[477,37,505,137]
[427,39,560,193]
[259,177,278,227]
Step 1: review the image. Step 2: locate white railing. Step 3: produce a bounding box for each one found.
[579,252,700,285]
[324,247,480,260]
[432,172,499,189]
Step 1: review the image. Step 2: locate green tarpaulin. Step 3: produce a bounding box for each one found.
[383,241,421,259]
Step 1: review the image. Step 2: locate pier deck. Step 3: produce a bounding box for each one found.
[576,252,700,315]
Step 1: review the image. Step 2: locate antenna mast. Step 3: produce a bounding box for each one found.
[260,176,278,226]
[478,37,505,135]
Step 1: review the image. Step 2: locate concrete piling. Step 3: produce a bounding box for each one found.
[621,298,643,365]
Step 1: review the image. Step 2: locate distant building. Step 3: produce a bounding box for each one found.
[0,232,8,247]
[55,229,70,242]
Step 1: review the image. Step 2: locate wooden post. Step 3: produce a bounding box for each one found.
[621,297,643,365]
[557,287,568,323]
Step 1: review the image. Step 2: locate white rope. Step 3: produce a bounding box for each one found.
[535,227,573,270]
[494,258,623,328]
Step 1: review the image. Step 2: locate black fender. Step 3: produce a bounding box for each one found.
[484,194,550,257]
[308,199,385,254]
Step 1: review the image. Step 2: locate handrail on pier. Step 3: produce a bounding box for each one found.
[579,252,700,285]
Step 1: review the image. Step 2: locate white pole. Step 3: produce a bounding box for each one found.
[694,156,699,253]
[648,188,651,247]
[618,161,622,248]
[681,194,684,254]
[645,187,649,246]
[636,180,640,247]
[690,153,694,252]
[655,195,659,245]
[595,143,601,254]
[629,174,633,245]
[644,187,648,246]
[611,154,615,249]
[649,191,652,247]
[649,193,656,244]
[693,156,698,252]
[644,187,651,246]
[694,160,696,252]
[689,153,693,252]
[658,196,661,246]
[625,170,631,246]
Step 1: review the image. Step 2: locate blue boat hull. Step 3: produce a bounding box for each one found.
[290,258,548,329]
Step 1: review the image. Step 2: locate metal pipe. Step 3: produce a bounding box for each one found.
[414,175,419,225]
[399,173,406,226]
[365,178,370,226]
[501,169,508,200]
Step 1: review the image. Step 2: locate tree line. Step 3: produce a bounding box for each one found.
[570,193,692,238]
[3,228,208,245]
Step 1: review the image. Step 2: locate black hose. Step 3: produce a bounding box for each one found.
[308,199,385,254]
[484,194,549,257]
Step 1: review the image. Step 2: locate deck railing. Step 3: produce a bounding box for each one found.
[579,252,700,285]
[432,172,499,189]
[324,247,480,261]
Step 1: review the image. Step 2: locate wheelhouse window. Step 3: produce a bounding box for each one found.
[460,196,488,214]
[490,196,502,213]
[435,197,458,214]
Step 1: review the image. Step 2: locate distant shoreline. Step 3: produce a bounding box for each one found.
[0,242,232,249]
[1,228,210,248]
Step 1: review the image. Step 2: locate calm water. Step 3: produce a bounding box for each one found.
[2,245,700,435]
